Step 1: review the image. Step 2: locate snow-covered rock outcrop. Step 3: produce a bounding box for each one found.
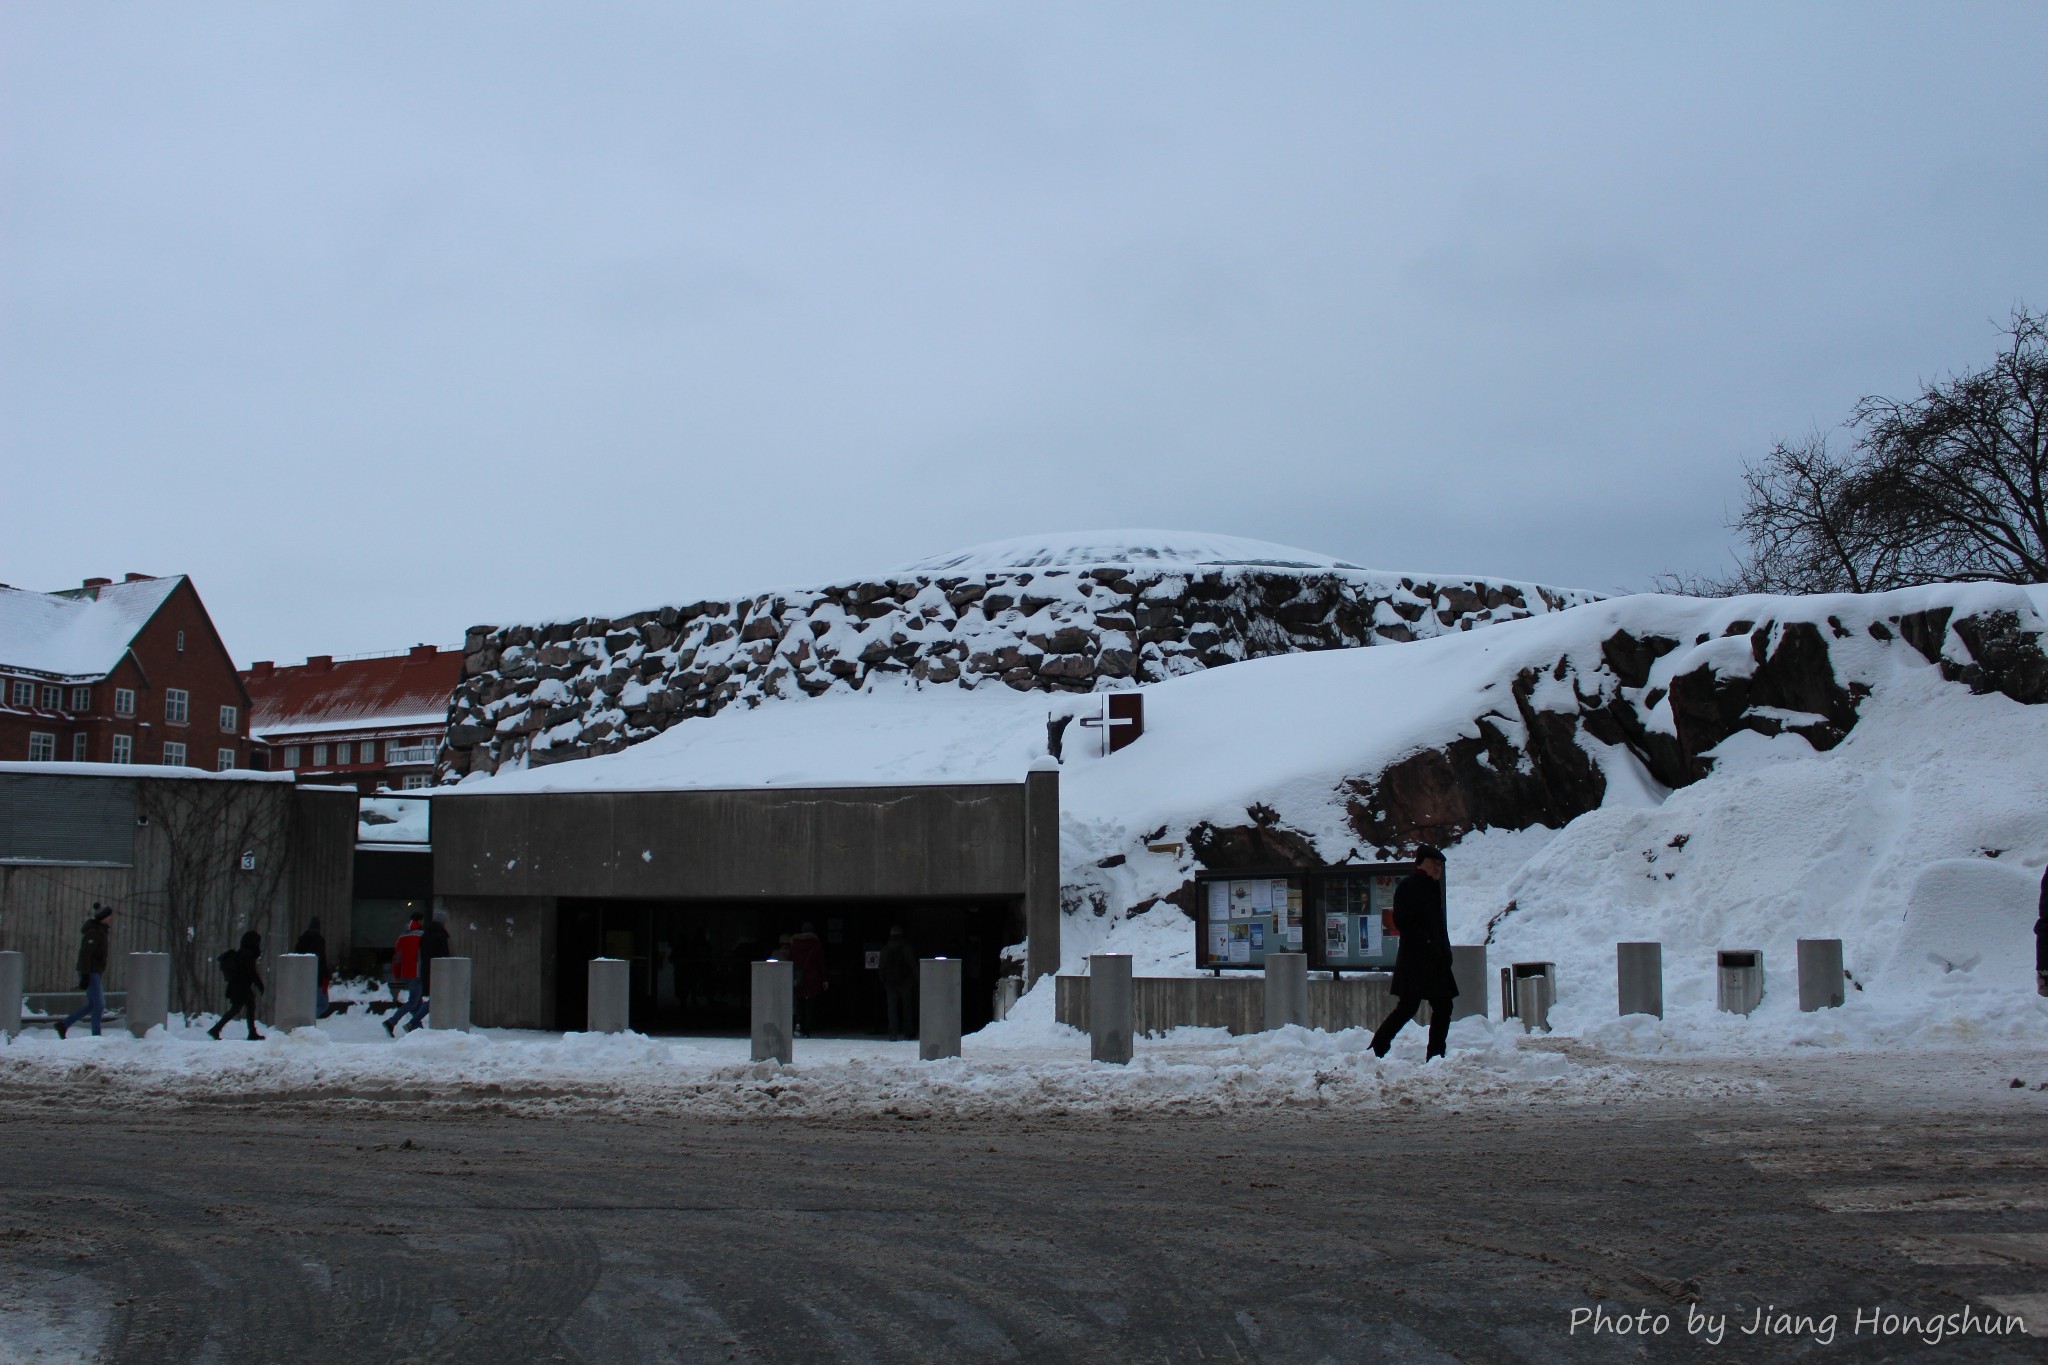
[444,531,1594,779]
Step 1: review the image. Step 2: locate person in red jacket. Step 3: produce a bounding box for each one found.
[788,922,827,1038]
[384,911,425,1037]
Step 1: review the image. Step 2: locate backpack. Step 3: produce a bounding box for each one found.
[217,949,243,985]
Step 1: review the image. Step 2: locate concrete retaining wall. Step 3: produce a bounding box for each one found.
[1056,973,1399,1036]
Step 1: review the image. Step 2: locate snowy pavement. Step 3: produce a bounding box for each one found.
[7,979,2047,1121]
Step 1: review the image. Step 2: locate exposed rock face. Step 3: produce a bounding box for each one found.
[1195,598,2048,870]
[443,560,1595,779]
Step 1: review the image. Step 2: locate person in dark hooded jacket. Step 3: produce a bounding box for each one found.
[208,930,266,1041]
[55,904,114,1039]
[2036,864,2046,997]
[1369,846,1457,1061]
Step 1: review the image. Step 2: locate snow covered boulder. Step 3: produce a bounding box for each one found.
[1886,859,2041,992]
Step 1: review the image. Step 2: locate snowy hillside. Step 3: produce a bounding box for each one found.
[445,531,1595,779]
[455,580,2048,1033]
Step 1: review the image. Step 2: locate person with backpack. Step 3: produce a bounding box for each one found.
[208,930,266,1041]
[389,907,450,1035]
[383,911,425,1036]
[789,922,827,1038]
[54,904,114,1039]
[293,917,339,1019]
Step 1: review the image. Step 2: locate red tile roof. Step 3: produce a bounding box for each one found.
[243,645,461,741]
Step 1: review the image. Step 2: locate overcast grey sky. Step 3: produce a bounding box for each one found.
[4,4,2044,664]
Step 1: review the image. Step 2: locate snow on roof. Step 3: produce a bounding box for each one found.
[244,649,462,740]
[0,761,295,783]
[0,577,183,680]
[900,530,1368,573]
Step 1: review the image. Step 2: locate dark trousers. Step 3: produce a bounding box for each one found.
[1371,995,1452,1059]
[212,994,262,1038]
[885,986,914,1040]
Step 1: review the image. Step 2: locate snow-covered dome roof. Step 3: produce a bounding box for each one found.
[902,530,1364,574]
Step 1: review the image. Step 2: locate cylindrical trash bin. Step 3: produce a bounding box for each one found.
[1263,953,1308,1030]
[125,952,170,1038]
[1716,950,1764,1015]
[1450,946,1488,1021]
[1616,942,1663,1019]
[588,957,630,1033]
[1796,939,1845,1012]
[752,958,794,1064]
[274,953,319,1032]
[1510,962,1556,1032]
[428,957,472,1031]
[991,974,1022,1023]
[0,951,21,1040]
[920,957,962,1061]
[1089,954,1134,1065]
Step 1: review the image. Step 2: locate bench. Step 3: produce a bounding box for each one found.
[22,991,128,1029]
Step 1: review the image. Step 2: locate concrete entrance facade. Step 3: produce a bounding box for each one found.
[430,770,1059,1031]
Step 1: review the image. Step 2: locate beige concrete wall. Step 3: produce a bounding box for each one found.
[1055,973,1401,1036]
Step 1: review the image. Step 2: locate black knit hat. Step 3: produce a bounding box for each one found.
[91,902,114,921]
[1412,844,1446,865]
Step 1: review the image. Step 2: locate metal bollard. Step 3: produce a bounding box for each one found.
[1,950,24,1039]
[1089,954,1134,1065]
[1450,945,1488,1021]
[1616,942,1663,1018]
[919,957,962,1061]
[991,975,1022,1023]
[588,957,630,1033]
[428,957,472,1031]
[752,958,794,1064]
[1263,952,1308,1030]
[124,952,169,1037]
[273,953,318,1032]
[1796,939,1845,1012]
[1716,949,1764,1015]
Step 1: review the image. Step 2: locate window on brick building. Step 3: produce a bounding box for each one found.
[28,732,56,761]
[176,630,185,652]
[111,735,132,764]
[165,689,189,724]
[115,688,135,716]
[284,745,301,768]
[312,744,328,766]
[162,741,187,767]
[362,738,378,763]
[8,680,28,707]
[72,734,88,761]
[403,774,431,790]
[70,687,90,711]
[217,748,236,772]
[220,704,238,732]
[337,741,353,765]
[40,685,61,709]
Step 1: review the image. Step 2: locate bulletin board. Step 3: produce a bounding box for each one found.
[1195,876,1305,970]
[1193,864,1411,971]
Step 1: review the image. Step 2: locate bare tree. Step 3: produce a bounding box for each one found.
[1682,308,2046,595]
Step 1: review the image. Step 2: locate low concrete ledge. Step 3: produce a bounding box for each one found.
[1055,973,1399,1036]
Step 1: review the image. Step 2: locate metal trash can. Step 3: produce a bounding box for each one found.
[1796,939,1845,1012]
[1503,961,1555,1032]
[992,974,1022,1023]
[1716,949,1764,1015]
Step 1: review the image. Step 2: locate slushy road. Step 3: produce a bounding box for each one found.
[2,1053,2045,1363]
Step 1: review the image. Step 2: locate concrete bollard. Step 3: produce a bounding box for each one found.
[273,953,318,1032]
[428,957,472,1031]
[1617,942,1664,1018]
[1716,949,1764,1016]
[1263,953,1308,1030]
[1,950,23,1039]
[1089,954,1134,1065]
[752,958,794,1064]
[1450,945,1488,1021]
[588,957,630,1033]
[124,951,170,1037]
[920,957,962,1061]
[1796,939,1845,1012]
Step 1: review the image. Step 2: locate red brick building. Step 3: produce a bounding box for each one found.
[243,646,461,792]
[0,573,255,769]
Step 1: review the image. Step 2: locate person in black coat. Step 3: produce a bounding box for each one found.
[1370,845,1457,1060]
[2036,864,2046,997]
[208,930,266,1041]
[293,917,339,1018]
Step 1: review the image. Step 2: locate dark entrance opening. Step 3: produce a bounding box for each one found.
[554,898,1017,1036]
